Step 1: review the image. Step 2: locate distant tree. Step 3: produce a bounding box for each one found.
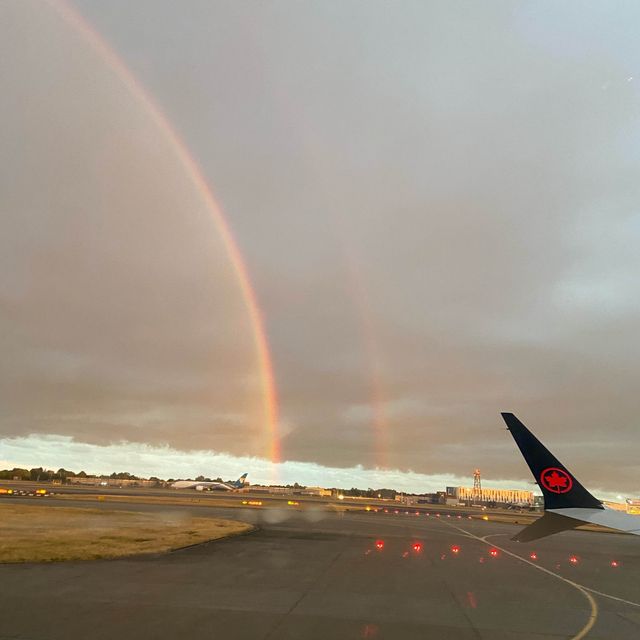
[30,467,44,481]
[1,468,30,480]
[56,468,74,481]
[108,472,140,480]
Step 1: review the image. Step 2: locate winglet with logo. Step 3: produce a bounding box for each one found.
[501,412,602,511]
[234,473,248,488]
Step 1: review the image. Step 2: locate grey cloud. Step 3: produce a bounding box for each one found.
[2,1,640,493]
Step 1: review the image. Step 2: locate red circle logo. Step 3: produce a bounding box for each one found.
[540,467,573,494]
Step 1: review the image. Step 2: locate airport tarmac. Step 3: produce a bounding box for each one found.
[0,479,534,519]
[2,497,640,639]
[0,479,362,508]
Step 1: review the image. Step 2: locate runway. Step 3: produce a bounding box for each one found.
[2,498,640,639]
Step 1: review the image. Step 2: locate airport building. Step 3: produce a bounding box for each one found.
[626,499,640,515]
[452,486,534,506]
[249,485,294,495]
[67,476,161,488]
[299,487,332,497]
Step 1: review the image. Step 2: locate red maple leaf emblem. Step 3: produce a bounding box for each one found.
[545,471,567,489]
[540,467,573,494]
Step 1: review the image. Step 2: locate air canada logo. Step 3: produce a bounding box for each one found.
[540,467,573,494]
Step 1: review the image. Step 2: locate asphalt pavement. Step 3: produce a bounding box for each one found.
[1,498,640,639]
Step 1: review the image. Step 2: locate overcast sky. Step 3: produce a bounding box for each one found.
[2,1,640,496]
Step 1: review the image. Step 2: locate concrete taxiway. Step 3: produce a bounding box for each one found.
[1,497,640,639]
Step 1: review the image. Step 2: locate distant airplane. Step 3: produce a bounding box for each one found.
[502,412,640,541]
[170,473,248,492]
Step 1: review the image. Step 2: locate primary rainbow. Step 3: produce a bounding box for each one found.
[48,0,280,463]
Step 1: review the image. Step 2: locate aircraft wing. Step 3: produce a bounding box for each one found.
[548,508,640,535]
[501,412,640,541]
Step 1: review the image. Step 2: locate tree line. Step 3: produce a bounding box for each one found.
[0,468,401,498]
[0,467,146,482]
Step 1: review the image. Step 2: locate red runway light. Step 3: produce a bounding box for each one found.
[529,552,538,561]
[610,560,620,568]
[415,511,420,516]
[451,545,460,554]
[489,548,499,557]
[569,555,579,564]
[394,510,399,514]
[412,542,423,553]
[435,513,440,517]
[375,540,384,550]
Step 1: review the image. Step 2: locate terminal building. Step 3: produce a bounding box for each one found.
[67,476,161,488]
[449,486,534,506]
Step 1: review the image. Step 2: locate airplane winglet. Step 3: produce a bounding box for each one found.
[501,412,603,511]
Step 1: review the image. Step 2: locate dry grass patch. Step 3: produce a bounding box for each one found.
[0,504,253,563]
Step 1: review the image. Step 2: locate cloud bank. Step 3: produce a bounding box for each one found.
[2,1,640,494]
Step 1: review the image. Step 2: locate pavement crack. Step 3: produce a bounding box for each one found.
[261,537,350,640]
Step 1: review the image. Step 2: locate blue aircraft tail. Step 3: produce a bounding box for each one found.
[231,473,248,489]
